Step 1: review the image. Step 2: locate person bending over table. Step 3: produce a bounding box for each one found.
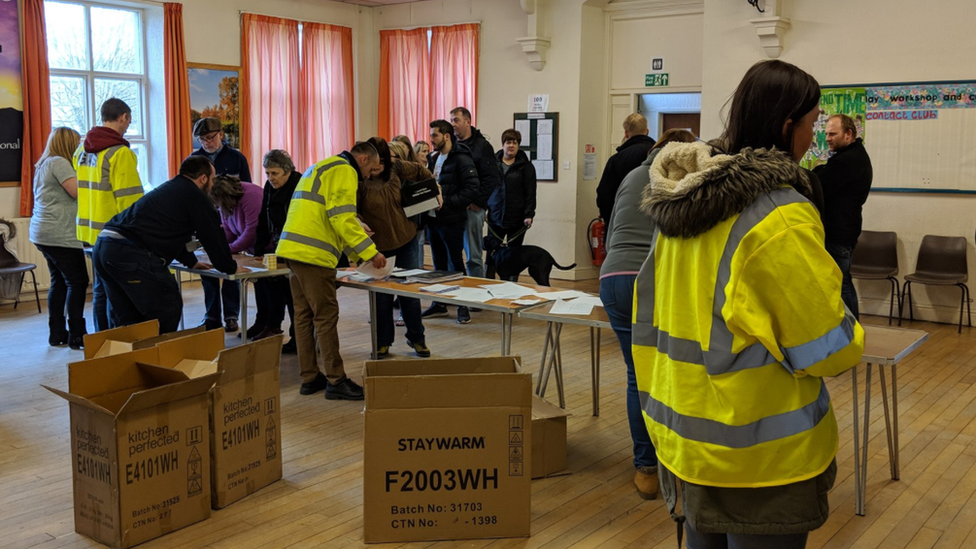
[277,142,387,402]
[199,175,262,332]
[92,156,243,333]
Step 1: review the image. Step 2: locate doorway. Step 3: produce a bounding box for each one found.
[638,92,702,140]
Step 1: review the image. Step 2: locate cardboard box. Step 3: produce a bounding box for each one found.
[152,330,283,508]
[83,320,205,359]
[43,349,218,549]
[531,396,570,479]
[362,356,532,543]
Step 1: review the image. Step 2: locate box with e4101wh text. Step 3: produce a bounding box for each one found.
[43,348,218,549]
[362,356,533,543]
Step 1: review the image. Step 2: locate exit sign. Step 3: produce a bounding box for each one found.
[645,73,670,87]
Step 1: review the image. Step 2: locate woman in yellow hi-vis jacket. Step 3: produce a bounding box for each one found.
[633,60,864,549]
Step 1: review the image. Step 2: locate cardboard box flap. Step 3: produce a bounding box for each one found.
[154,329,225,367]
[174,359,218,378]
[214,335,283,384]
[532,395,571,420]
[364,356,522,378]
[68,348,162,398]
[83,320,159,359]
[366,373,533,410]
[130,325,206,350]
[117,368,221,417]
[41,384,114,415]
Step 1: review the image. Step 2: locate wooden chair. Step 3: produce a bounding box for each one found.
[902,235,971,333]
[0,242,42,313]
[850,230,900,325]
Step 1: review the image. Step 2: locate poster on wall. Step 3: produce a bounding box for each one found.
[800,87,867,170]
[0,0,24,186]
[187,63,240,150]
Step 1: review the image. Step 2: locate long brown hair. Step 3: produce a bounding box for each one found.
[36,127,80,168]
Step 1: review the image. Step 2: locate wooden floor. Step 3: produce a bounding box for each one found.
[2,280,976,549]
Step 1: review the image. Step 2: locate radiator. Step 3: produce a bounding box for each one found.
[8,217,52,296]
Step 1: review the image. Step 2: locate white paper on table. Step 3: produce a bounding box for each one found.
[573,296,605,308]
[534,289,591,300]
[512,298,543,306]
[335,270,356,279]
[549,298,594,315]
[536,134,553,160]
[537,119,554,135]
[480,282,537,299]
[347,273,375,282]
[390,268,429,278]
[242,266,268,273]
[532,160,554,180]
[444,287,495,303]
[357,260,395,279]
[419,284,461,294]
[515,120,531,145]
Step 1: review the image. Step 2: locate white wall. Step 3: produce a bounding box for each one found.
[701,0,976,323]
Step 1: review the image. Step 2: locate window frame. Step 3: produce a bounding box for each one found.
[45,0,152,187]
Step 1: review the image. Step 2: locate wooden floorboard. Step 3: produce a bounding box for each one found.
[2,279,976,549]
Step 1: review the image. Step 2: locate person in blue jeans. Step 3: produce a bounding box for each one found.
[599,129,696,500]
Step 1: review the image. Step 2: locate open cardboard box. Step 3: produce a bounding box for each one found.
[43,348,218,548]
[531,395,571,479]
[83,320,205,359]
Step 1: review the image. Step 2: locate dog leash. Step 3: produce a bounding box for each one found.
[487,224,529,247]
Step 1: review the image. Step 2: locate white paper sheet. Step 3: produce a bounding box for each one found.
[390,268,429,278]
[480,282,537,299]
[537,134,553,160]
[441,287,495,303]
[537,119,554,135]
[573,296,605,308]
[548,299,594,315]
[419,284,462,294]
[533,160,554,180]
[534,289,591,300]
[335,270,356,279]
[357,260,395,279]
[515,120,531,146]
[512,298,544,306]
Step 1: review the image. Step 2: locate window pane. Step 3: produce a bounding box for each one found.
[130,143,150,190]
[49,75,89,135]
[45,2,89,70]
[91,6,143,74]
[94,79,142,136]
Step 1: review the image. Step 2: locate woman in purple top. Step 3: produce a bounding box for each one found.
[200,175,263,332]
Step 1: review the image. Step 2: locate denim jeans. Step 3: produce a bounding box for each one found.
[91,261,109,332]
[826,242,858,320]
[376,239,425,346]
[600,274,657,469]
[685,524,808,549]
[201,277,240,323]
[92,237,183,333]
[464,208,486,278]
[35,244,90,339]
[427,224,466,273]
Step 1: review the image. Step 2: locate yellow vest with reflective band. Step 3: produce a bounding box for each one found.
[633,187,864,488]
[74,145,144,244]
[276,156,377,268]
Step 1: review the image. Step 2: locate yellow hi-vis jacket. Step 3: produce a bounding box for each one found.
[633,142,864,489]
[74,145,144,244]
[276,155,377,268]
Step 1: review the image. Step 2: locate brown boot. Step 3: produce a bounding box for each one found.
[634,466,659,500]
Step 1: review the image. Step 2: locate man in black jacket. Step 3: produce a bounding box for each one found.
[451,107,499,280]
[596,113,655,222]
[423,119,481,324]
[92,156,243,333]
[813,113,873,319]
[191,117,252,182]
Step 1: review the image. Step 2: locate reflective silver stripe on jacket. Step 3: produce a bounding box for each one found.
[77,180,113,191]
[779,312,857,373]
[279,231,340,257]
[639,380,831,448]
[294,160,348,206]
[76,218,106,230]
[633,187,810,376]
[326,204,357,218]
[349,237,374,255]
[113,186,143,198]
[77,146,124,192]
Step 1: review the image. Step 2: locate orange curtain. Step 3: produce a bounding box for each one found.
[430,24,479,127]
[241,14,300,173]
[378,28,430,143]
[164,3,192,176]
[301,22,354,168]
[19,0,52,217]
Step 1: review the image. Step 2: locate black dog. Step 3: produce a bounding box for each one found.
[484,234,576,286]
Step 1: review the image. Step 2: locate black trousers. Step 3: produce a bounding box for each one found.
[92,237,182,333]
[254,275,294,333]
[426,224,466,273]
[34,244,89,339]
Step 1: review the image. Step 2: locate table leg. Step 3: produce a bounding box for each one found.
[175,271,185,330]
[892,364,900,480]
[501,313,513,356]
[369,291,378,360]
[852,366,862,516]
[540,322,558,397]
[536,323,553,395]
[879,365,897,481]
[858,363,873,516]
[590,327,601,417]
[240,280,249,341]
[553,323,565,408]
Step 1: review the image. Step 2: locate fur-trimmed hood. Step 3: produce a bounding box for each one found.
[640,141,813,238]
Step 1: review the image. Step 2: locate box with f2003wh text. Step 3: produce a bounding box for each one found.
[362,356,533,543]
[150,329,283,509]
[43,348,218,548]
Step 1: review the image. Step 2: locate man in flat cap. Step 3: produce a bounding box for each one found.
[191,117,252,183]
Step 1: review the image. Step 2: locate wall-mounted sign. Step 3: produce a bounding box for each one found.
[645,73,670,87]
[650,57,665,73]
[528,94,549,113]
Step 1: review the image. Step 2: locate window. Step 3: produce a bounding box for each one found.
[45,1,151,188]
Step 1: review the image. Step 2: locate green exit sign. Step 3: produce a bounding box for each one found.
[645,73,670,87]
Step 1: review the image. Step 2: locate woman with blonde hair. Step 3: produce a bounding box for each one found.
[413,140,431,165]
[29,127,88,349]
[387,140,411,162]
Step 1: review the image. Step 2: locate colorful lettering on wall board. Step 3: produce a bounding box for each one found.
[801,87,867,170]
[0,0,24,183]
[867,84,976,110]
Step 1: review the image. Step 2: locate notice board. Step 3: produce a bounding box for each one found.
[513,112,559,182]
[800,80,976,194]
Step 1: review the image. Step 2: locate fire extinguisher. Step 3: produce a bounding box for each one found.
[588,218,607,266]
